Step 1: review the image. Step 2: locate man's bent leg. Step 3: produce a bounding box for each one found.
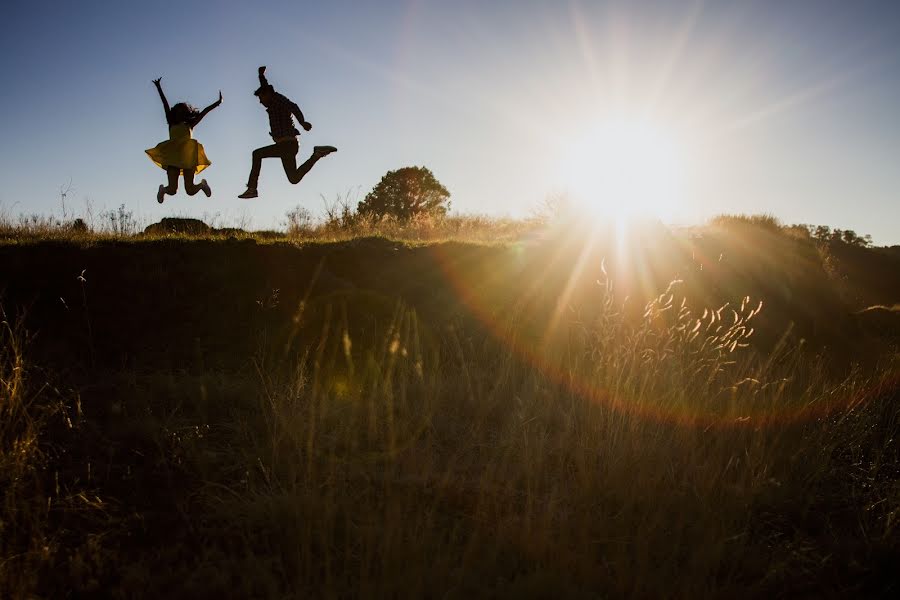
[246,143,283,190]
[277,140,304,185]
[289,145,337,185]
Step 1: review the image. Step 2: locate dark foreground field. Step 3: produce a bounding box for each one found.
[2,222,899,598]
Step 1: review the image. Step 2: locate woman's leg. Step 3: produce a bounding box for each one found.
[182,168,202,196]
[164,167,180,195]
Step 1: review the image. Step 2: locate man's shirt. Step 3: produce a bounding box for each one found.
[267,92,302,140]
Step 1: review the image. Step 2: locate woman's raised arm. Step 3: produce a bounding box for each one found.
[152,77,171,122]
[192,91,223,127]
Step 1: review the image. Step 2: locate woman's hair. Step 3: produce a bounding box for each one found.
[169,102,200,125]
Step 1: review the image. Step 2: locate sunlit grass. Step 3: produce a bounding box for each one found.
[0,209,539,246]
[0,212,898,596]
[198,291,897,596]
[2,268,898,596]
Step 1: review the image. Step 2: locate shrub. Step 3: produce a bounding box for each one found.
[358,166,450,221]
[284,205,315,237]
[709,213,782,233]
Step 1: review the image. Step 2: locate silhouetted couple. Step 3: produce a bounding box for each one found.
[146,66,336,203]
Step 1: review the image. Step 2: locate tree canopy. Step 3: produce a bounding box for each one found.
[358,166,450,221]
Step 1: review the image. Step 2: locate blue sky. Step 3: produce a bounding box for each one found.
[2,0,900,243]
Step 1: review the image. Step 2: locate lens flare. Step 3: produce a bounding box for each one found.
[429,236,884,431]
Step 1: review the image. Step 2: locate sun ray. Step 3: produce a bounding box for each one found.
[644,0,706,116]
[543,224,602,344]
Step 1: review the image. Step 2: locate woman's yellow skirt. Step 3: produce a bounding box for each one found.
[146,135,211,175]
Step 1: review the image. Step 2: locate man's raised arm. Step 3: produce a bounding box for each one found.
[258,66,271,90]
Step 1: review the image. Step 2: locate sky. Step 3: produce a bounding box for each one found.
[2,0,900,243]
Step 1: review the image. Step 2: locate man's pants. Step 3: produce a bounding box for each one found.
[246,138,321,189]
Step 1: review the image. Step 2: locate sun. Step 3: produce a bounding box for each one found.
[558,118,686,221]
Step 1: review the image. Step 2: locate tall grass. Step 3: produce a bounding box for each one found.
[0,313,58,595]
[708,213,783,233]
[0,209,538,245]
[281,206,539,243]
[183,280,900,597]
[1,220,898,596]
[2,286,897,596]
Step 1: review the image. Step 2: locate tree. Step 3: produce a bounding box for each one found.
[830,228,844,244]
[809,224,874,247]
[813,225,831,240]
[358,166,450,221]
[842,229,860,246]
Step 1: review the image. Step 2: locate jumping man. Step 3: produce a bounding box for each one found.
[238,66,337,199]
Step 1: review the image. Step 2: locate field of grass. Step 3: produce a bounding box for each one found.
[1,216,899,597]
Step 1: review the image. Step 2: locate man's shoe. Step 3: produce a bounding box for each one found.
[200,179,212,198]
[157,185,166,204]
[238,188,258,199]
[313,145,338,157]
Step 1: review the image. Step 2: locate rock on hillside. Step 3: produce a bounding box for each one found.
[854,305,900,341]
[144,218,213,236]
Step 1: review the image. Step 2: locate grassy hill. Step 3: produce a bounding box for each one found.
[2,219,898,367]
[1,221,899,597]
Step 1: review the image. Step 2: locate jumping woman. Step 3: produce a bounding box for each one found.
[146,77,222,203]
